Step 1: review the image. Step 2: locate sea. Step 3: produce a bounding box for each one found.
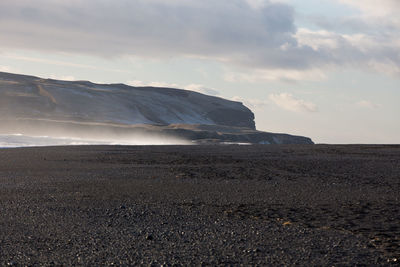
[0,133,190,148]
[0,134,115,148]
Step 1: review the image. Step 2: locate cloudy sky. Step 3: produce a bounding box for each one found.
[1,0,399,143]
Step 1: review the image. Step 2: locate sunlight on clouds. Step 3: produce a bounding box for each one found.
[269,93,317,112]
[336,0,400,39]
[1,54,132,74]
[356,100,381,109]
[225,68,327,83]
[0,65,12,72]
[231,96,270,109]
[184,84,220,96]
[367,60,400,77]
[0,0,399,81]
[127,80,179,88]
[48,75,76,81]
[0,0,300,71]
[342,33,400,54]
[296,27,400,77]
[337,0,400,17]
[296,28,340,50]
[127,81,220,96]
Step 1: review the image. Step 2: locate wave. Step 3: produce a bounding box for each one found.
[0,134,190,148]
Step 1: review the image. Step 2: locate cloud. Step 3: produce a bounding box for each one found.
[0,0,320,79]
[224,67,327,83]
[127,80,179,88]
[0,0,399,81]
[244,0,269,9]
[184,84,220,96]
[47,75,76,81]
[269,93,317,112]
[0,66,12,72]
[127,80,220,96]
[231,96,270,109]
[295,28,400,77]
[356,100,381,109]
[337,0,400,17]
[299,1,400,78]
[1,54,131,74]
[329,0,400,36]
[0,1,297,64]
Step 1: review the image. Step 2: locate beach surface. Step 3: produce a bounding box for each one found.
[0,145,399,265]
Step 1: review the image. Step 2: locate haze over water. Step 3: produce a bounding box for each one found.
[0,134,190,148]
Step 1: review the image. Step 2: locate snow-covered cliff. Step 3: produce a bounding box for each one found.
[0,72,255,129]
[0,72,313,145]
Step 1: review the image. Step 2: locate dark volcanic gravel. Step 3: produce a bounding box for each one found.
[0,144,399,265]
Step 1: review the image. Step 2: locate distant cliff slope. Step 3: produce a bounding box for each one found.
[0,72,313,144]
[0,72,255,129]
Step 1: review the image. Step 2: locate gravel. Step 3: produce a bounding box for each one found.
[0,144,399,265]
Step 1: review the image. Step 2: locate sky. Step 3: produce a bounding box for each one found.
[0,0,399,144]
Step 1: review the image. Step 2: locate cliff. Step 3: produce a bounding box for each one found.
[0,72,313,145]
[0,72,255,129]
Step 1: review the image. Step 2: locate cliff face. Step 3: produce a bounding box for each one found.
[0,72,255,129]
[0,72,313,145]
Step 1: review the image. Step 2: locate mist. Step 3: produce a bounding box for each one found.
[0,134,191,148]
[0,119,192,148]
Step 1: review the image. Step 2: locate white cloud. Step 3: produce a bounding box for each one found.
[126,80,146,87]
[231,96,270,109]
[337,0,400,17]
[127,80,179,88]
[367,60,400,77]
[2,54,131,74]
[225,68,327,83]
[356,100,381,109]
[48,75,76,81]
[0,65,12,72]
[295,28,400,77]
[126,81,221,96]
[269,93,317,112]
[294,1,400,78]
[296,28,341,51]
[336,0,400,35]
[184,84,220,96]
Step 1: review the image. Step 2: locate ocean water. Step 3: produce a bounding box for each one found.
[0,134,190,148]
[0,134,111,148]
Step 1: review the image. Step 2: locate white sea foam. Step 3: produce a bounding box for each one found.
[0,134,190,148]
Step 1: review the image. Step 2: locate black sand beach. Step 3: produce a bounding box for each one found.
[0,145,399,265]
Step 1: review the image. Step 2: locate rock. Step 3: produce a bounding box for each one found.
[0,71,313,144]
[0,71,254,129]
